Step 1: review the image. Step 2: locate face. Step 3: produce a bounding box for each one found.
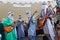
[11,14,13,16]
[18,15,21,19]
[27,13,31,17]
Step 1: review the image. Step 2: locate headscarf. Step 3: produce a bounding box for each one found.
[8,11,14,21]
[42,2,48,14]
[18,15,21,19]
[26,10,31,18]
[18,15,22,22]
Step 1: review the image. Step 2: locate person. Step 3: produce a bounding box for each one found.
[17,15,25,40]
[26,11,37,40]
[0,22,5,40]
[38,2,55,40]
[2,11,17,40]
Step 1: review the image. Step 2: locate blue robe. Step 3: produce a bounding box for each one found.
[17,20,25,38]
[28,16,36,36]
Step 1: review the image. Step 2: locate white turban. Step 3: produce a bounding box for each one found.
[18,15,21,19]
[42,1,48,9]
[18,15,22,21]
[26,10,31,17]
[42,2,48,14]
[8,11,14,21]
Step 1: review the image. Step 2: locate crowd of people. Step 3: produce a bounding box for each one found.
[0,1,60,40]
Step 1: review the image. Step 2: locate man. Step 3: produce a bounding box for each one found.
[17,15,25,40]
[2,11,17,40]
[26,11,37,40]
[0,22,5,40]
[39,2,55,40]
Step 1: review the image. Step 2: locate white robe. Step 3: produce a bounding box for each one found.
[47,19,55,36]
[46,19,55,40]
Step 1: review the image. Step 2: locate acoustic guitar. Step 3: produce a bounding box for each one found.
[4,26,13,32]
[39,11,50,27]
[39,16,47,27]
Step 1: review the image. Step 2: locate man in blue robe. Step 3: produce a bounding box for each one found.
[17,15,25,40]
[26,11,37,40]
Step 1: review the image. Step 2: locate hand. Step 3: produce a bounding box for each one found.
[9,26,13,29]
[11,27,13,29]
[30,19,32,22]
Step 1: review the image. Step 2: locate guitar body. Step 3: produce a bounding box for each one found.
[4,26,13,32]
[39,16,46,27]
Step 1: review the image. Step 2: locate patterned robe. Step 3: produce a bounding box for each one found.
[39,7,55,37]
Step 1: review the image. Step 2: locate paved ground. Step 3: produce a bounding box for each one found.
[24,36,43,40]
[0,36,48,40]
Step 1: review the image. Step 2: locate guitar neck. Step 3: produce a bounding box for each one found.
[29,11,37,21]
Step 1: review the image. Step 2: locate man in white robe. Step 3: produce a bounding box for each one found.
[39,2,55,40]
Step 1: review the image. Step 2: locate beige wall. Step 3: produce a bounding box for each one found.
[0,3,42,21]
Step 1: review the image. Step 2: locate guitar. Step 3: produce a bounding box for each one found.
[28,11,37,29]
[39,15,47,27]
[4,22,15,32]
[4,26,13,32]
[39,11,50,27]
